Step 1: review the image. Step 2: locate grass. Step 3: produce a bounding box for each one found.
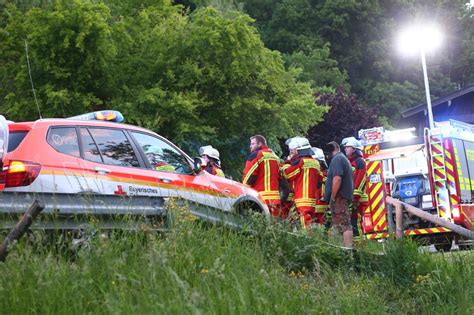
[0,207,473,314]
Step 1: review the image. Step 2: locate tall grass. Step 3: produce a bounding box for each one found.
[0,208,473,314]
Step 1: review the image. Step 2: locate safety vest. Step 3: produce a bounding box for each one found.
[242,146,281,204]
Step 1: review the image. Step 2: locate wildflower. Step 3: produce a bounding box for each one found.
[201,268,209,274]
[302,283,309,289]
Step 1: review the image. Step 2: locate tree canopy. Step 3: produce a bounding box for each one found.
[0,0,326,175]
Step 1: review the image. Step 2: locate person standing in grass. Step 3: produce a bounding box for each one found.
[324,141,354,248]
[282,137,320,228]
[242,135,281,216]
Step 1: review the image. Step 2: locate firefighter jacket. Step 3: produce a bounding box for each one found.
[242,146,281,204]
[205,163,224,177]
[283,155,321,210]
[349,150,368,203]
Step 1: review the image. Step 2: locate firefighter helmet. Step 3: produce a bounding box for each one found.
[286,137,311,150]
[311,147,325,161]
[199,145,220,162]
[341,137,363,150]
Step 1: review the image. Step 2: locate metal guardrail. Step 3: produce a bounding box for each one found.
[0,192,166,230]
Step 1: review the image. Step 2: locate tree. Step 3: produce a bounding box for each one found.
[110,6,326,174]
[307,86,379,148]
[240,0,474,125]
[284,44,349,90]
[0,0,115,120]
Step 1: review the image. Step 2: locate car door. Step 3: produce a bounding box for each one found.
[128,131,236,212]
[76,126,145,195]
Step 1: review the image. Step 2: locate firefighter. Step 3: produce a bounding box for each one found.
[242,135,281,216]
[341,137,368,237]
[312,147,328,225]
[199,145,224,177]
[283,137,320,228]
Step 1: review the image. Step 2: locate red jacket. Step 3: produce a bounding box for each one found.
[283,156,320,209]
[205,163,224,177]
[242,146,280,204]
[349,152,368,203]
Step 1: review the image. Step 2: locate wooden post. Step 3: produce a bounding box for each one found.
[395,202,403,239]
[0,200,45,262]
[386,196,474,240]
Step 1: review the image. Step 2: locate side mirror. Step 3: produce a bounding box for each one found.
[193,157,206,174]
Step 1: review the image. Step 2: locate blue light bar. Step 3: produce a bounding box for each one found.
[67,110,124,123]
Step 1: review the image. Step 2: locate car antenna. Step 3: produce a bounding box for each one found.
[24,40,42,119]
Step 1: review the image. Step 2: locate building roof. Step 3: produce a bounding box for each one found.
[401,85,474,118]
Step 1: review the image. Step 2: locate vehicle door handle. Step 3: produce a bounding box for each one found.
[224,188,231,194]
[93,167,111,174]
[158,177,173,183]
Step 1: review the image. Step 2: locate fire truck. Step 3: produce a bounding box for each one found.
[357,120,474,248]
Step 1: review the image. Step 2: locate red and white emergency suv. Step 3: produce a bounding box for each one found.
[357,120,474,248]
[0,111,268,229]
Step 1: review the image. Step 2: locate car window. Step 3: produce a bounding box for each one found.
[88,128,140,168]
[80,128,103,163]
[8,131,28,152]
[131,131,192,174]
[47,127,80,157]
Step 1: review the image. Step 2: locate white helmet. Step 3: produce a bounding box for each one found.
[341,137,363,150]
[286,137,311,150]
[199,145,220,161]
[311,147,325,161]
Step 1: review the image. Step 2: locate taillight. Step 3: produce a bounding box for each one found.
[0,160,42,187]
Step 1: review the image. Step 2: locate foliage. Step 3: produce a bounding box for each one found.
[284,44,349,90]
[0,211,473,314]
[0,1,325,176]
[241,0,474,124]
[307,86,379,147]
[108,5,325,173]
[0,1,115,120]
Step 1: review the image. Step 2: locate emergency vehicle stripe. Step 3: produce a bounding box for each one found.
[42,169,240,198]
[443,139,461,221]
[366,227,450,239]
[366,160,387,232]
[430,136,450,219]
